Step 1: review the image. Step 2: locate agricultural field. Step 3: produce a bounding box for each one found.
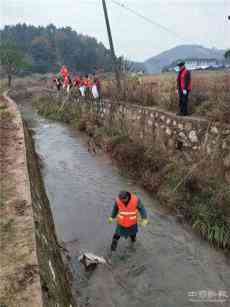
[102,70,230,123]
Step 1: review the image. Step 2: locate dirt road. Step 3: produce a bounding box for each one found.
[0,93,42,306]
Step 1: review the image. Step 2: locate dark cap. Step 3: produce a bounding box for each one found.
[118,191,131,203]
[177,61,185,67]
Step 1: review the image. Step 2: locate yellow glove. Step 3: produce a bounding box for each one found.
[141,219,149,227]
[108,217,114,224]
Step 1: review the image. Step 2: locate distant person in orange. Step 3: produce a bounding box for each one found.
[52,75,62,91]
[79,76,86,97]
[53,76,62,91]
[63,75,68,89]
[73,75,81,97]
[93,74,101,99]
[73,75,81,88]
[176,61,191,116]
[84,75,92,98]
[63,75,72,94]
[60,65,69,79]
[84,75,92,88]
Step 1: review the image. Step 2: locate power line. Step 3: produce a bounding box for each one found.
[110,0,186,40]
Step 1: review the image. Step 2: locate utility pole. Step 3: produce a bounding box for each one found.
[102,0,121,90]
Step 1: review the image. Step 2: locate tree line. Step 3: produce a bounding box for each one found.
[0,23,229,87]
[0,23,114,76]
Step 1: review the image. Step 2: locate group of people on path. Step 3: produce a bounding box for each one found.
[53,62,191,115]
[52,65,101,99]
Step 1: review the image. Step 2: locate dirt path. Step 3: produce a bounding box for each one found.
[0,92,42,307]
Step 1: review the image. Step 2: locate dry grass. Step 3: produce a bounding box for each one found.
[107,132,230,249]
[102,71,230,123]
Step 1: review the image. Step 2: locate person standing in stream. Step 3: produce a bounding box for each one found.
[108,191,148,252]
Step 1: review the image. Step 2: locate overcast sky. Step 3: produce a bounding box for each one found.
[1,0,230,61]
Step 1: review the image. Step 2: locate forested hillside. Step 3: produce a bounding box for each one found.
[0,24,113,74]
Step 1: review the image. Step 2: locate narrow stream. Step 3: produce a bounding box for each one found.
[20,103,230,307]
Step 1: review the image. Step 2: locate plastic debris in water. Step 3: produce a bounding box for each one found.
[78,252,107,271]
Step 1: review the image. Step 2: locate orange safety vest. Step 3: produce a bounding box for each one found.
[60,66,68,78]
[63,76,69,86]
[116,194,138,228]
[84,79,92,88]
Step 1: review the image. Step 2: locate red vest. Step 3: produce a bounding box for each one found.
[84,79,92,88]
[74,77,81,87]
[178,68,191,92]
[60,66,68,78]
[116,194,138,228]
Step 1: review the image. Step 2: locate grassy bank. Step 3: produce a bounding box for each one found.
[34,95,230,251]
[103,132,230,250]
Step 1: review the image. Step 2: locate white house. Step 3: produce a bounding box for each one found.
[173,58,222,72]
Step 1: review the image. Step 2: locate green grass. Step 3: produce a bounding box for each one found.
[0,104,7,110]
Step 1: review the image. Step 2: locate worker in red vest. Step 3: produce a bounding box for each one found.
[84,75,92,98]
[108,191,148,251]
[63,75,73,93]
[60,65,69,79]
[94,76,101,99]
[83,75,92,88]
[73,75,81,88]
[176,61,191,116]
[52,75,62,91]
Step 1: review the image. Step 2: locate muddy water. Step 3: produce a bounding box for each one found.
[21,105,230,307]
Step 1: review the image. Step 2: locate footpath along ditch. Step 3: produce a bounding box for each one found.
[0,91,74,307]
[6,86,230,307]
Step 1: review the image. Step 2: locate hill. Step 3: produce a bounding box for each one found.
[144,45,225,74]
[0,23,114,74]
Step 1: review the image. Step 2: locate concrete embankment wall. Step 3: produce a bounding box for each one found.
[1,93,74,307]
[24,125,74,307]
[83,99,230,182]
